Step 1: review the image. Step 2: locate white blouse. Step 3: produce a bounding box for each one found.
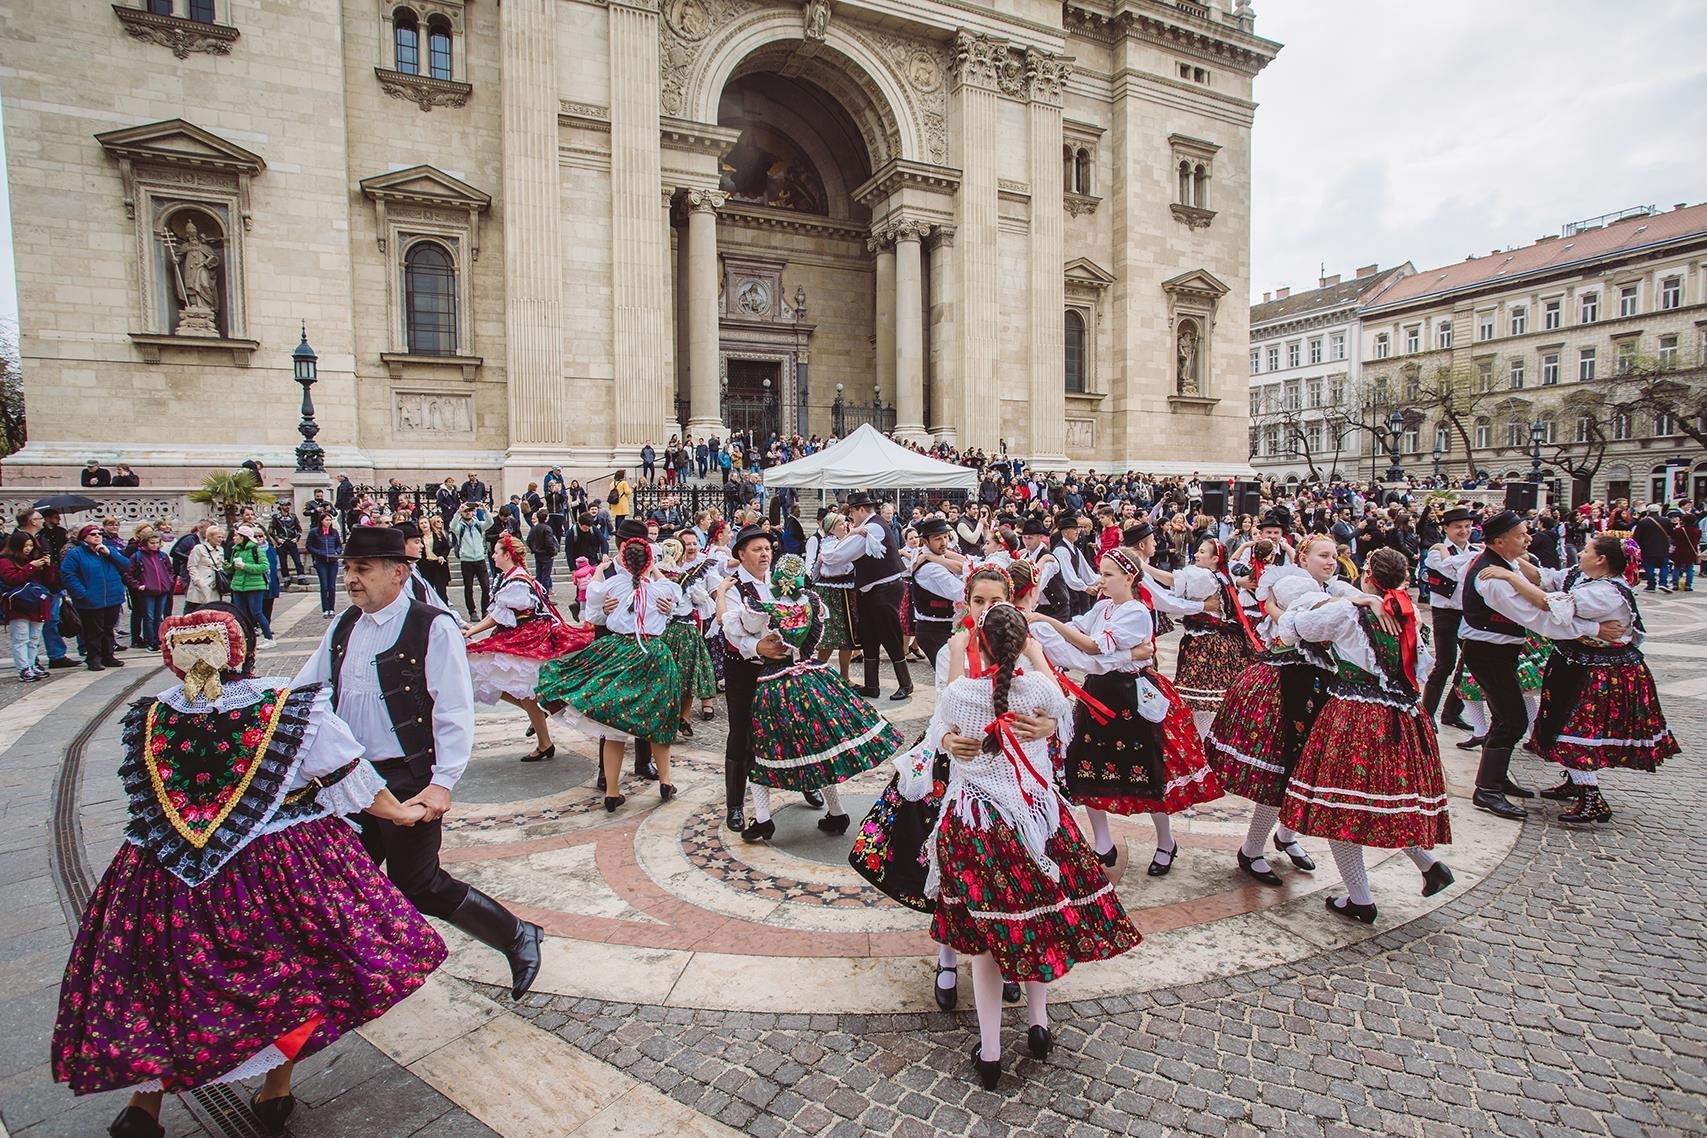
[1034,597,1151,675]
[486,570,539,629]
[1545,576,1639,646]
[1284,598,1434,690]
[602,573,681,637]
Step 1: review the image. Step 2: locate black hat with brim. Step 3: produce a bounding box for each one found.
[1021,518,1050,537]
[1122,522,1155,546]
[845,492,878,510]
[733,524,774,551]
[1481,509,1526,540]
[392,521,424,541]
[1440,506,1475,526]
[916,517,951,540]
[338,526,416,561]
[615,518,649,541]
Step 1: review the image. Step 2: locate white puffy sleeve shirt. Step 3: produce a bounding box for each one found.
[603,574,682,637]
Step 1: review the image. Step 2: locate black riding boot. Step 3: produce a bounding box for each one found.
[448,888,543,999]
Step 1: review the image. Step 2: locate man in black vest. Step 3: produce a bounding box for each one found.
[909,517,963,668]
[292,526,542,998]
[845,493,913,700]
[1457,511,1541,821]
[394,520,455,615]
[1420,506,1478,730]
[1021,517,1071,621]
[1050,513,1096,616]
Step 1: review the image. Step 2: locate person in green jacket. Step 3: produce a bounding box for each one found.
[227,525,275,646]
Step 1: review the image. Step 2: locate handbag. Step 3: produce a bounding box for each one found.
[57,601,82,638]
[2,581,51,609]
[214,567,232,594]
[1134,675,1170,723]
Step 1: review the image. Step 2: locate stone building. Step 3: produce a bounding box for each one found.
[1358,203,1707,506]
[0,0,1278,489]
[1246,263,1411,484]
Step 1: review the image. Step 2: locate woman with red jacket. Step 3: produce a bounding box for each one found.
[0,530,54,681]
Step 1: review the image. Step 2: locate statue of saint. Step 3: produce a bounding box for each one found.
[803,0,831,41]
[167,218,221,336]
[1177,324,1200,395]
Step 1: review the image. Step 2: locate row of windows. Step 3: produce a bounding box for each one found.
[1248,376,1348,415]
[1254,409,1681,460]
[393,7,453,80]
[1250,332,1348,373]
[1370,275,1687,359]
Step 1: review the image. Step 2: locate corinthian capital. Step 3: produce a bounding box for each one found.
[890,217,930,243]
[951,30,1011,93]
[685,188,729,214]
[1024,47,1072,106]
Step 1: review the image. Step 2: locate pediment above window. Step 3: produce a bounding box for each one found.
[1161,268,1230,302]
[360,165,491,258]
[96,118,265,228]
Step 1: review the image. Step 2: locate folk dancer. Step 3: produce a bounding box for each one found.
[845,493,914,701]
[1148,537,1263,736]
[1419,506,1478,730]
[1475,534,1675,824]
[910,517,967,668]
[1049,513,1098,617]
[292,527,543,1000]
[1020,518,1071,622]
[583,519,664,790]
[662,528,723,730]
[394,520,456,615]
[54,607,445,1138]
[806,510,859,681]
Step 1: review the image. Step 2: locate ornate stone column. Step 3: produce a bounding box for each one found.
[610,0,676,448]
[683,188,728,438]
[499,0,566,475]
[949,32,1006,452]
[927,225,957,443]
[870,226,897,419]
[892,218,928,443]
[1026,48,1071,465]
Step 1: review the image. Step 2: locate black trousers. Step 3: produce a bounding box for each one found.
[724,649,763,812]
[1421,608,1465,721]
[357,764,470,919]
[459,560,491,618]
[1459,639,1527,788]
[858,583,911,692]
[76,605,120,663]
[914,619,952,670]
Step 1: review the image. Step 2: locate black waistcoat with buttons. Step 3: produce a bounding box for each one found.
[329,599,441,780]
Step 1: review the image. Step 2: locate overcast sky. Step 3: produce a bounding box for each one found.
[1,3,1704,321]
[1250,0,1707,302]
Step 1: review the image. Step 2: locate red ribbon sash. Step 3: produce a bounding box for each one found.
[984,712,1048,805]
[1382,587,1419,689]
[1049,663,1114,725]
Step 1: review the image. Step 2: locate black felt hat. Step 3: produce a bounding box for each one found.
[733,524,774,551]
[916,517,951,540]
[1122,522,1155,546]
[1481,509,1526,540]
[338,526,415,560]
[1440,506,1475,526]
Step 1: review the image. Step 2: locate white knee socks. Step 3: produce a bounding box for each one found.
[1151,812,1176,866]
[1026,981,1049,1030]
[1523,691,1541,727]
[820,782,843,815]
[1087,808,1114,857]
[970,954,1004,1059]
[1568,769,1599,786]
[1328,839,1373,906]
[749,784,772,824]
[1462,701,1487,736]
[1404,847,1438,872]
[1242,805,1281,870]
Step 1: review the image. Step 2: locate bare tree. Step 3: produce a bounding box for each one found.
[1606,347,1707,451]
[1407,360,1511,480]
[1540,393,1611,491]
[0,318,23,458]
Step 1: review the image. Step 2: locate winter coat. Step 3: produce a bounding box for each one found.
[0,555,53,621]
[61,543,129,610]
[127,548,176,597]
[306,525,343,563]
[226,541,270,593]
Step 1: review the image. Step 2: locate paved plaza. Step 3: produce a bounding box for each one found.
[1,588,1704,1138]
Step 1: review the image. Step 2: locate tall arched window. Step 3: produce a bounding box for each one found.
[1063,145,1075,193]
[427,16,453,80]
[405,241,457,355]
[1074,149,1091,195]
[1193,163,1209,209]
[1064,310,1087,393]
[1177,160,1193,206]
[394,8,420,74]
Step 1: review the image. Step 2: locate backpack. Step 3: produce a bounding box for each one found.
[607,487,621,505]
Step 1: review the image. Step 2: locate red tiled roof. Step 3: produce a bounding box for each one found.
[1364,203,1707,313]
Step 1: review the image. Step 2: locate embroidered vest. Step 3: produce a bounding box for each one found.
[1460,550,1524,637]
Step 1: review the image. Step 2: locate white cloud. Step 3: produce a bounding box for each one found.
[1250,0,1707,300]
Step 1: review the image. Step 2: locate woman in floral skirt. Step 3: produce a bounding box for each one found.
[722,554,904,840]
[916,602,1139,1089]
[536,539,683,811]
[1280,548,1455,924]
[52,607,444,1138]
[463,533,591,763]
[1147,537,1263,733]
[658,533,721,735]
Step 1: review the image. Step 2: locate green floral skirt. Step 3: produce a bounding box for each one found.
[661,619,718,702]
[536,634,680,745]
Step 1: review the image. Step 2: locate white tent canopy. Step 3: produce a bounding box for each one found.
[760,424,979,491]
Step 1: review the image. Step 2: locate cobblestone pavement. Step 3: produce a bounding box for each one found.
[492,594,1707,1138]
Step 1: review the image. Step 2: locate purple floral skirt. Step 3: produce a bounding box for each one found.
[53,818,446,1096]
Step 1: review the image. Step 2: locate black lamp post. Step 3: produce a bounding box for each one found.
[1385,408,1405,483]
[792,285,808,437]
[1529,419,1546,485]
[832,383,845,436]
[292,322,324,473]
[1432,438,1444,481]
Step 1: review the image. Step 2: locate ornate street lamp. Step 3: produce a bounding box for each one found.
[1530,418,1546,485]
[292,322,324,473]
[1385,408,1405,484]
[832,382,845,437]
[1432,438,1444,480]
[792,285,808,437]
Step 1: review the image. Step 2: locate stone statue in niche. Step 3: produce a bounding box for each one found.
[1177,322,1201,395]
[162,216,222,337]
[803,0,830,41]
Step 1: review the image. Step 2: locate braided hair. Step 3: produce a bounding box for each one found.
[1366,547,1409,591]
[1006,557,1038,602]
[620,538,651,591]
[978,603,1030,755]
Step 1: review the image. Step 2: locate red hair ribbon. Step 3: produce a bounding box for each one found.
[1225,579,1264,655]
[1213,539,1230,581]
[1048,663,1114,725]
[984,712,1048,806]
[1249,558,1266,592]
[1382,587,1419,689]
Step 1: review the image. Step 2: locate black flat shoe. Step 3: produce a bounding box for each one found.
[1147,842,1178,877]
[889,687,914,702]
[659,783,676,802]
[603,795,626,813]
[520,744,556,763]
[250,1090,296,1137]
[801,787,825,809]
[1440,717,1472,731]
[1273,835,1316,872]
[1472,787,1526,820]
[1324,895,1377,925]
[1421,861,1455,897]
[1455,734,1487,751]
[1538,776,1577,801]
[1096,845,1117,868]
[1237,849,1283,886]
[1500,777,1535,800]
[726,809,745,832]
[741,818,776,843]
[1027,1025,1053,1061]
[676,719,694,738]
[1002,980,1021,1004]
[108,1106,164,1138]
[971,1045,1002,1091]
[635,760,659,781]
[934,965,958,1011]
[817,812,850,835]
[698,707,715,721]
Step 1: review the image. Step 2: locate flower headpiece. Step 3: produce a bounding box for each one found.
[772,553,808,597]
[496,531,528,568]
[159,610,246,703]
[1104,548,1140,578]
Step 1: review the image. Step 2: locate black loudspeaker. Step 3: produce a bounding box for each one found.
[1234,480,1263,518]
[1504,482,1540,512]
[1200,482,1228,517]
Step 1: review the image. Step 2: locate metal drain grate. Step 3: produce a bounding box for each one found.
[51,668,277,1138]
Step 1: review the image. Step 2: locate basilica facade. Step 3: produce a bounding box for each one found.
[0,0,1278,487]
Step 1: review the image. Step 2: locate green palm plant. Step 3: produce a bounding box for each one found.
[189,471,277,533]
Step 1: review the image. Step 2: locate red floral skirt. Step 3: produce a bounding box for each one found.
[1080,671,1223,817]
[1530,655,1678,772]
[1174,628,1255,711]
[1281,694,1450,849]
[466,616,590,662]
[1205,657,1326,807]
[931,809,1140,983]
